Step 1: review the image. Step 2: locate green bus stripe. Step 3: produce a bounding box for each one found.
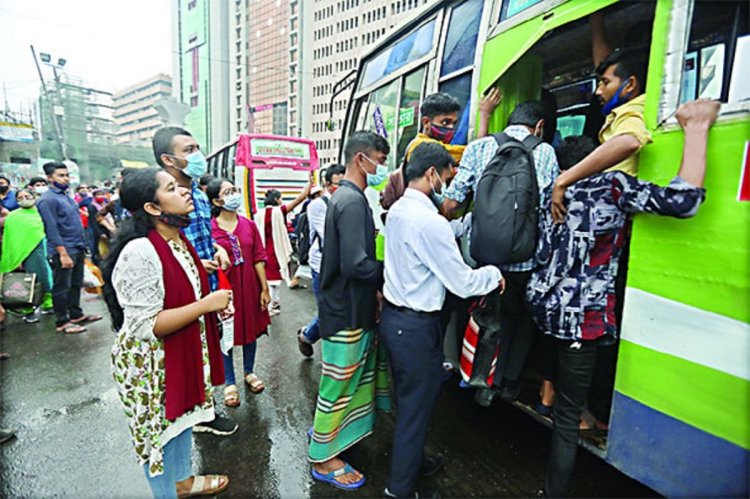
[615,340,750,450]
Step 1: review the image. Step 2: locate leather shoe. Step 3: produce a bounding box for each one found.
[420,453,444,477]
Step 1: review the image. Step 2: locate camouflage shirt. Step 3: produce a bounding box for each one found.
[526,173,705,341]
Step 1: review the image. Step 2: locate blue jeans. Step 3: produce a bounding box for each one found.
[222,342,257,386]
[143,428,192,499]
[302,269,321,344]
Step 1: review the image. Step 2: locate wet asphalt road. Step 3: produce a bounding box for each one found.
[0,284,657,498]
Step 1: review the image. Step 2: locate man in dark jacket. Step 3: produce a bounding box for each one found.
[308,131,391,491]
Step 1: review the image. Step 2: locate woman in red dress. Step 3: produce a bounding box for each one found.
[256,183,310,315]
[208,178,272,406]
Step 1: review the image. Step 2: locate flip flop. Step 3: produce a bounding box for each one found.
[177,474,230,498]
[244,373,265,394]
[310,462,365,490]
[70,314,103,325]
[56,323,87,334]
[289,282,308,289]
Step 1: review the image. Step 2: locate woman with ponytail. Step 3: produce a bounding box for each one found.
[103,168,231,498]
[207,178,271,406]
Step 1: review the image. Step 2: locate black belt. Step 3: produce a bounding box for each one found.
[385,301,440,318]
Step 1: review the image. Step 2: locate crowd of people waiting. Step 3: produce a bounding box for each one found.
[0,21,723,498]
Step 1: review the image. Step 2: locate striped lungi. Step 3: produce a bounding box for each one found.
[309,328,391,463]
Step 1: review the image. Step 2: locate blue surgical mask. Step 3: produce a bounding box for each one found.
[222,193,243,212]
[430,172,445,209]
[178,151,208,179]
[360,154,388,187]
[601,78,633,116]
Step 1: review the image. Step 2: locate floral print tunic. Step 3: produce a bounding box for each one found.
[111,237,215,477]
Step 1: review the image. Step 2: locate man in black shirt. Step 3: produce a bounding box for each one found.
[308,131,391,491]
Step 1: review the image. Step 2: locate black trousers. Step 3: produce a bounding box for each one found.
[49,252,85,326]
[545,338,614,497]
[380,304,444,497]
[493,270,535,387]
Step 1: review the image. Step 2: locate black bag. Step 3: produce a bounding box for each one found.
[0,272,43,309]
[295,197,328,265]
[470,132,543,265]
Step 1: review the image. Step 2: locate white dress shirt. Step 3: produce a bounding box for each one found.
[383,188,502,312]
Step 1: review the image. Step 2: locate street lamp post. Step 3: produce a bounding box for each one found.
[30,45,68,160]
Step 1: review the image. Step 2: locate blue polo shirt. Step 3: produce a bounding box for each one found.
[36,186,86,256]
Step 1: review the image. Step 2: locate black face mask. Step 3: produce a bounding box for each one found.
[158,212,191,228]
[0,185,8,194]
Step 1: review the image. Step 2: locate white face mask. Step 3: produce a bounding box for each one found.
[34,186,49,195]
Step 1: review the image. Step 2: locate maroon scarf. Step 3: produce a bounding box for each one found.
[147,230,225,421]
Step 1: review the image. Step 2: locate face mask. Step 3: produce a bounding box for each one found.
[601,78,633,116]
[18,199,35,209]
[35,186,48,195]
[360,154,388,187]
[53,181,68,191]
[429,171,445,209]
[158,212,192,228]
[429,123,456,144]
[94,196,106,203]
[181,151,208,179]
[222,193,243,212]
[0,185,8,194]
[78,192,88,198]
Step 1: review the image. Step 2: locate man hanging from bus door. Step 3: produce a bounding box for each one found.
[529,98,720,497]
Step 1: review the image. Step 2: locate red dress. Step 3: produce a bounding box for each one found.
[262,205,288,282]
[211,216,271,345]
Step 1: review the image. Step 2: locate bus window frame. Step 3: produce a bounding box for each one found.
[658,0,750,129]
[354,10,445,99]
[488,0,569,40]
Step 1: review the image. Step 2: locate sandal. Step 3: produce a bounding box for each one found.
[70,314,103,325]
[310,462,365,490]
[289,282,308,290]
[177,474,230,498]
[56,322,87,334]
[224,385,240,408]
[244,373,265,394]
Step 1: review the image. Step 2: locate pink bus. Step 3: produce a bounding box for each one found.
[207,134,319,217]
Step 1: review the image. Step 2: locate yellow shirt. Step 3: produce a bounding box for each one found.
[405,133,466,164]
[599,94,652,176]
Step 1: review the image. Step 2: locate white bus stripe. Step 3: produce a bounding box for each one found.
[621,288,750,381]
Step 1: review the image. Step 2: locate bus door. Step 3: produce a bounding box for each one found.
[233,134,319,218]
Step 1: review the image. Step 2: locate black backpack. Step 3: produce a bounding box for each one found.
[295,197,328,265]
[470,132,543,266]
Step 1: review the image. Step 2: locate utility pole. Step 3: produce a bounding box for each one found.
[30,44,67,160]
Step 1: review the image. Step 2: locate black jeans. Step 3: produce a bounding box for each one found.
[493,270,535,387]
[380,304,444,497]
[49,252,85,326]
[545,337,615,497]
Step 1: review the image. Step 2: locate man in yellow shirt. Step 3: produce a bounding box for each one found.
[551,48,651,222]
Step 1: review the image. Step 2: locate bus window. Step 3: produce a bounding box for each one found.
[360,18,436,90]
[679,1,749,105]
[358,78,401,170]
[438,72,472,144]
[440,0,484,77]
[396,67,426,163]
[498,0,545,23]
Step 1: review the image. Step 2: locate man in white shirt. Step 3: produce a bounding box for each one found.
[381,142,505,498]
[297,165,345,357]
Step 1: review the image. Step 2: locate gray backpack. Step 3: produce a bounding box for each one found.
[469,132,542,265]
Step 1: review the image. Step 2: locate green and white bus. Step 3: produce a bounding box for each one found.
[337,0,749,496]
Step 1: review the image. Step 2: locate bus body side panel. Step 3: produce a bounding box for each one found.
[609,118,750,496]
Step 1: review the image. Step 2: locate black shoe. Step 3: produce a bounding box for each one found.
[297,328,314,358]
[384,487,441,498]
[474,387,496,407]
[193,415,238,436]
[420,453,444,477]
[499,381,521,403]
[0,428,16,444]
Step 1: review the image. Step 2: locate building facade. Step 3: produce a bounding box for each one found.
[171,0,231,152]
[292,0,430,166]
[113,73,173,146]
[230,0,290,138]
